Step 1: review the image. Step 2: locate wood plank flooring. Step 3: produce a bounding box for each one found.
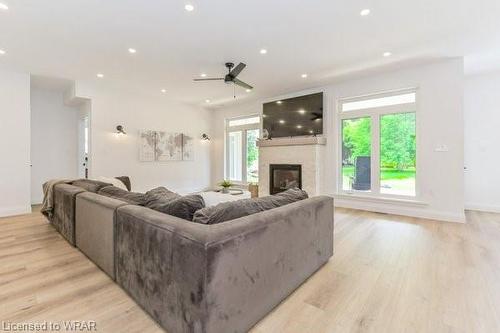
[0,208,499,332]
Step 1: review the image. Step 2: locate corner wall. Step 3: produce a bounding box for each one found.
[464,71,500,212]
[75,81,212,193]
[30,87,79,204]
[0,69,31,217]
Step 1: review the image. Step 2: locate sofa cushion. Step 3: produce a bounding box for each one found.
[144,186,180,205]
[96,176,129,191]
[146,194,205,221]
[98,186,147,205]
[71,179,112,193]
[192,188,308,225]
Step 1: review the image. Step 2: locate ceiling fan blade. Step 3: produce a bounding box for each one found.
[193,78,225,81]
[233,78,253,90]
[228,63,246,78]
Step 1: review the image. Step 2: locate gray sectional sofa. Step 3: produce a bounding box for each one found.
[45,179,334,333]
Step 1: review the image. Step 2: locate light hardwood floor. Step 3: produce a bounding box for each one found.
[1,209,499,332]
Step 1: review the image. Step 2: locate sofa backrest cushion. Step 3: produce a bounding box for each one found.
[146,194,205,221]
[144,186,180,206]
[192,188,308,225]
[71,179,112,193]
[98,186,147,205]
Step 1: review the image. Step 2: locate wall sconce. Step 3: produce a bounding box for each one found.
[201,133,210,141]
[116,125,126,135]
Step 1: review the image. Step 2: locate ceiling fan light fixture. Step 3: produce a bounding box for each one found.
[185,4,194,11]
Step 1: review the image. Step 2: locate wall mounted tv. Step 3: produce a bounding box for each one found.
[263,92,323,138]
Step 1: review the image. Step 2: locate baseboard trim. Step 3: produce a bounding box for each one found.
[333,196,465,223]
[465,203,500,214]
[0,205,32,218]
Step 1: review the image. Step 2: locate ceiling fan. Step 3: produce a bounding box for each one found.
[193,62,253,97]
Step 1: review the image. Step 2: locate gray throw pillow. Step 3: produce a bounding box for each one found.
[144,186,180,206]
[146,194,205,221]
[71,179,112,193]
[98,186,147,205]
[192,188,308,225]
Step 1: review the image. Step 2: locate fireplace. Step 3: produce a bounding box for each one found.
[270,164,302,194]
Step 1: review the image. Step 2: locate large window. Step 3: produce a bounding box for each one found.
[226,115,260,183]
[339,90,417,197]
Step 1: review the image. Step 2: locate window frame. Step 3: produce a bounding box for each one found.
[337,88,419,199]
[225,114,261,184]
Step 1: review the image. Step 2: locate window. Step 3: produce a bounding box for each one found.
[339,90,417,197]
[226,115,260,183]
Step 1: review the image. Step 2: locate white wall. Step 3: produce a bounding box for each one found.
[212,59,465,222]
[0,69,31,217]
[30,87,79,204]
[464,71,500,212]
[74,82,212,193]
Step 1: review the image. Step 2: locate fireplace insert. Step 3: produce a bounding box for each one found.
[270,164,302,194]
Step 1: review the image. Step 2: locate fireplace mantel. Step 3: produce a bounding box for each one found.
[257,136,326,148]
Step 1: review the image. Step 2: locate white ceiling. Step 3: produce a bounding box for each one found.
[1,0,499,107]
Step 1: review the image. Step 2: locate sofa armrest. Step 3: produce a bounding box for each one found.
[52,184,86,246]
[75,192,129,279]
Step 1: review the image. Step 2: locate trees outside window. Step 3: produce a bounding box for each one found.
[226,115,260,184]
[340,90,417,197]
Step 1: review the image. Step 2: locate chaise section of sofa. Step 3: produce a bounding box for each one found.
[114,195,334,333]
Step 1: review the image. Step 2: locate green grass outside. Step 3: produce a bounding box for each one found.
[342,166,416,180]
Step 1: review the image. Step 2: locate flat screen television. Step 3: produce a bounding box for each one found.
[263,92,323,138]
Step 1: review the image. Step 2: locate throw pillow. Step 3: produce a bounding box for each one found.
[98,186,147,205]
[192,188,308,225]
[146,194,205,221]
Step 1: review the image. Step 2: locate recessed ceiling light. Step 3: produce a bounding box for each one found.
[260,49,268,55]
[205,99,211,103]
[185,4,194,11]
[383,51,392,57]
[296,125,303,129]
[96,73,104,78]
[246,89,252,93]
[276,101,282,104]
[200,73,207,77]
[301,74,308,78]
[279,119,285,124]
[0,49,6,55]
[309,130,314,134]
[161,89,166,93]
[128,48,137,54]
[298,109,306,114]
[0,3,8,10]
[360,9,371,16]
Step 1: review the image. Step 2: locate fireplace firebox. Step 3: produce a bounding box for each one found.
[270,164,302,194]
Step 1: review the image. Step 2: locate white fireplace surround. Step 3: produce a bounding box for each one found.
[257,137,326,197]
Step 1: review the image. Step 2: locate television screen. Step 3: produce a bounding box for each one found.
[263,92,323,138]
